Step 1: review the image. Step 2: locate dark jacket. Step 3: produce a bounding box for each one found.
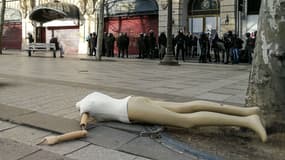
[158,33,167,48]
[149,32,156,49]
[117,35,124,50]
[175,33,185,47]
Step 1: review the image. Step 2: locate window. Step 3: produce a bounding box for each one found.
[247,0,261,15]
[188,0,220,34]
[189,18,203,34]
[189,0,220,15]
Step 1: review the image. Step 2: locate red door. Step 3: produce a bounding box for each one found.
[2,22,22,49]
[104,15,158,55]
[36,27,46,43]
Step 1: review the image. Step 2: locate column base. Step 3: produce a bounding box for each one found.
[160,54,179,66]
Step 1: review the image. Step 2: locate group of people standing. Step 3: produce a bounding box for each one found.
[87,32,97,56]
[87,30,256,64]
[136,30,158,59]
[157,30,257,64]
[103,32,116,57]
[116,33,129,58]
[210,30,256,64]
[87,32,128,58]
[47,35,64,57]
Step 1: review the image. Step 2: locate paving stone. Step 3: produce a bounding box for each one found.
[209,88,245,96]
[0,126,50,145]
[63,111,81,120]
[39,139,89,155]
[224,95,246,105]
[86,126,137,149]
[20,150,74,160]
[224,84,248,91]
[159,133,217,160]
[119,137,195,160]
[100,121,145,133]
[38,104,72,114]
[53,107,78,117]
[194,92,232,102]
[133,157,152,160]
[0,121,17,131]
[0,138,39,160]
[0,103,33,121]
[67,144,136,160]
[13,112,81,134]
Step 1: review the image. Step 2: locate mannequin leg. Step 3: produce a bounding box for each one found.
[151,99,259,116]
[128,97,267,142]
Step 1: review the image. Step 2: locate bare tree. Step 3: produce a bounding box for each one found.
[95,0,125,60]
[96,0,104,61]
[246,0,285,132]
[0,0,6,54]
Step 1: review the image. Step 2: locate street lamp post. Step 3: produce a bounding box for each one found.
[160,0,179,65]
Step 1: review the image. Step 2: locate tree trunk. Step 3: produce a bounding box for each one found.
[96,0,104,61]
[246,0,285,133]
[0,0,6,55]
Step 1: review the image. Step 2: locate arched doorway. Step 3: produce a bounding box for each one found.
[188,0,220,36]
[104,0,158,55]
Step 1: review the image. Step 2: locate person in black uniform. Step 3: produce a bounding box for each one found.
[143,33,150,58]
[27,33,34,43]
[92,32,97,56]
[123,33,130,58]
[149,30,157,59]
[175,31,186,61]
[158,32,167,60]
[117,33,124,58]
[137,33,145,59]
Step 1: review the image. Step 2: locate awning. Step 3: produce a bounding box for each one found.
[29,2,80,23]
[105,0,158,17]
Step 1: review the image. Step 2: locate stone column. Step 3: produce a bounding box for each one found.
[220,0,236,34]
[20,0,34,49]
[172,0,182,33]
[158,0,168,34]
[158,0,181,35]
[78,14,88,54]
[241,0,248,37]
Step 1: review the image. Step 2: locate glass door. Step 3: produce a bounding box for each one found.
[189,16,220,36]
[205,17,216,34]
[189,17,203,34]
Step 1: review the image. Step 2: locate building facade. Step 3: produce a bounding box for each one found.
[1,0,261,55]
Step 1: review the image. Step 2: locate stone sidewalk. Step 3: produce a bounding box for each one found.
[0,52,251,160]
[0,137,74,160]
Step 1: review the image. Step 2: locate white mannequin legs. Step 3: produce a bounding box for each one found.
[127,97,267,142]
[152,100,259,115]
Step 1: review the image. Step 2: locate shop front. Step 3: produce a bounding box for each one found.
[188,0,220,36]
[104,0,158,55]
[2,8,22,49]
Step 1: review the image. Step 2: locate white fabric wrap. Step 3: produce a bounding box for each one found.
[76,92,131,123]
